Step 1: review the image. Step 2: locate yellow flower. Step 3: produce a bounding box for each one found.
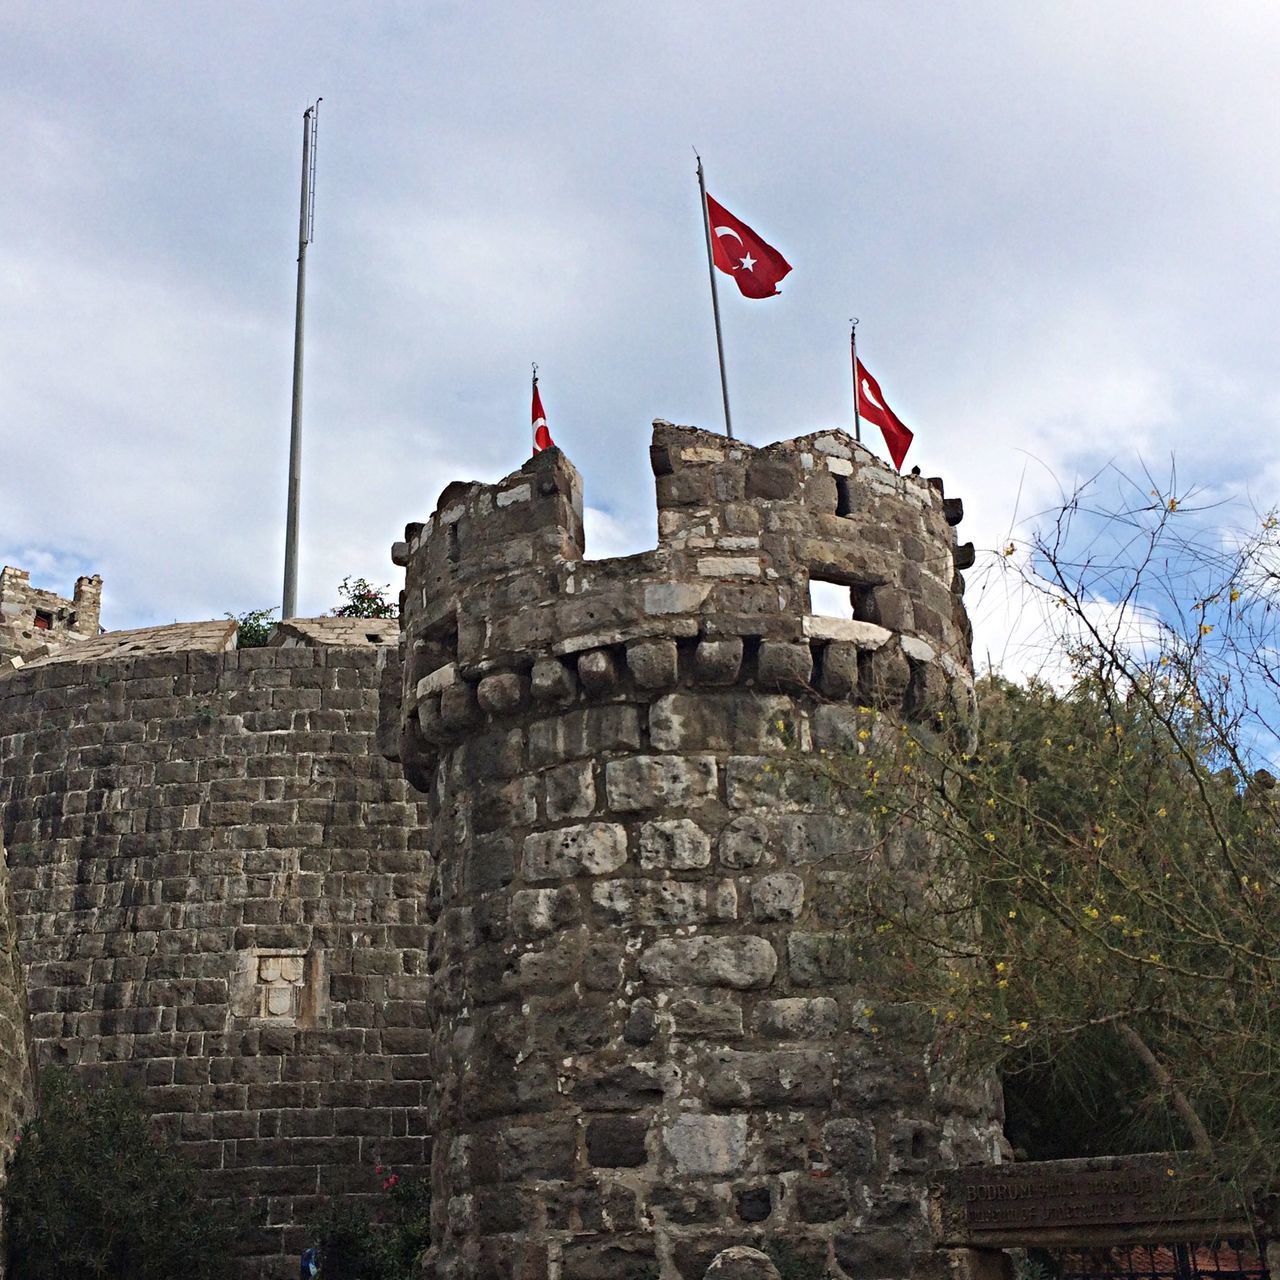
[1167,497,1179,511]
[1156,807,1167,818]
[994,962,1007,973]
[1018,1021,1029,1031]
[1230,589,1241,603]
[857,729,871,741]
[1199,624,1214,636]
[1008,910,1017,919]
[1084,906,1101,920]
[984,832,996,843]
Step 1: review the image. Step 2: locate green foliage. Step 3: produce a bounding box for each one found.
[311,1169,430,1279]
[806,483,1280,1191]
[228,605,277,647]
[5,1069,245,1280]
[332,577,397,620]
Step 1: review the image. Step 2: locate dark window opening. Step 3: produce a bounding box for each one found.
[835,475,855,517]
[33,611,53,631]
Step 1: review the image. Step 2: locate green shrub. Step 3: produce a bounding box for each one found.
[310,1167,430,1279]
[228,606,277,647]
[331,577,397,620]
[5,1070,246,1280]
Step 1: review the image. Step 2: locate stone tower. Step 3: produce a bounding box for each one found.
[387,422,1002,1279]
[0,566,102,666]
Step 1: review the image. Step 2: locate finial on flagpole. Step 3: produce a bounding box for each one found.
[849,318,862,444]
[532,361,538,386]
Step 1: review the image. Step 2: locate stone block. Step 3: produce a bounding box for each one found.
[545,760,596,820]
[833,1228,911,1279]
[626,639,678,689]
[649,692,802,754]
[476,671,529,716]
[639,935,776,989]
[822,1117,876,1175]
[637,818,711,870]
[663,1113,747,1176]
[591,880,733,928]
[818,641,860,699]
[718,815,770,868]
[779,812,876,865]
[705,1246,781,1280]
[669,997,744,1039]
[794,1174,848,1223]
[756,642,813,689]
[623,998,657,1046]
[439,681,481,730]
[586,1116,649,1167]
[577,648,619,694]
[604,755,717,812]
[749,873,804,921]
[522,824,628,881]
[511,886,582,939]
[693,637,743,685]
[754,997,839,1039]
[703,1049,834,1106]
[531,657,577,706]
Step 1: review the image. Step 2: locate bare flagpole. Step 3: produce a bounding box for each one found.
[695,151,733,439]
[850,317,862,444]
[282,99,321,621]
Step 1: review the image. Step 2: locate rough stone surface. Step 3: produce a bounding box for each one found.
[0,636,430,1277]
[382,425,996,1278]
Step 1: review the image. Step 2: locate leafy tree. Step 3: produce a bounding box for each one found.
[5,1069,246,1280]
[332,577,397,620]
[227,606,277,647]
[809,469,1280,1199]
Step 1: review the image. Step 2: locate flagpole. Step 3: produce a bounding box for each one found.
[850,318,862,444]
[282,100,320,621]
[695,152,733,440]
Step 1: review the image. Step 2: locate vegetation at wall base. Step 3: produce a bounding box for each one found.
[806,469,1280,1202]
[309,1168,430,1279]
[5,1069,246,1280]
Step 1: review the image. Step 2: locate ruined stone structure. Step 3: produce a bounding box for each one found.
[0,565,102,667]
[0,617,429,1274]
[0,422,1005,1279]
[387,422,1002,1279]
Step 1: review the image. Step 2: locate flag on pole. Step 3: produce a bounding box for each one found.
[532,369,554,453]
[705,194,792,299]
[855,357,914,472]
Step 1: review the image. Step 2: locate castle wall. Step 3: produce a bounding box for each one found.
[0,640,430,1277]
[388,424,1002,1280]
[0,567,102,667]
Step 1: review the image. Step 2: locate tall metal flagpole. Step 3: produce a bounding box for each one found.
[282,100,320,620]
[695,152,733,439]
[850,318,862,444]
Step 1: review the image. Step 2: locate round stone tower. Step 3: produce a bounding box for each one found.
[388,422,1001,1280]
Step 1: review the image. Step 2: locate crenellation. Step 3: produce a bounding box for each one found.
[384,421,1001,1280]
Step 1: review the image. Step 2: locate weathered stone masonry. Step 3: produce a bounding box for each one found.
[387,422,1003,1279]
[0,635,430,1276]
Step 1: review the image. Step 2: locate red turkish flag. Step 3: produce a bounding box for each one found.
[706,194,792,299]
[532,381,553,453]
[855,357,914,472]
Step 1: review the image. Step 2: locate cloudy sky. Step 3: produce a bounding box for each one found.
[3,2,1278,674]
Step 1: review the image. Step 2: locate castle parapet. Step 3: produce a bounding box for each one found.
[387,421,999,1278]
[392,422,974,789]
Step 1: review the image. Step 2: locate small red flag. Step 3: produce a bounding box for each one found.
[706,193,792,299]
[532,378,553,453]
[855,357,914,472]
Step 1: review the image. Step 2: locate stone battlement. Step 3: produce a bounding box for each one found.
[386,422,1000,1278]
[0,565,103,667]
[392,422,974,790]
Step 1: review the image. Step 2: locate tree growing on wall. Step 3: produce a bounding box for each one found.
[817,468,1280,1195]
[332,577,397,620]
